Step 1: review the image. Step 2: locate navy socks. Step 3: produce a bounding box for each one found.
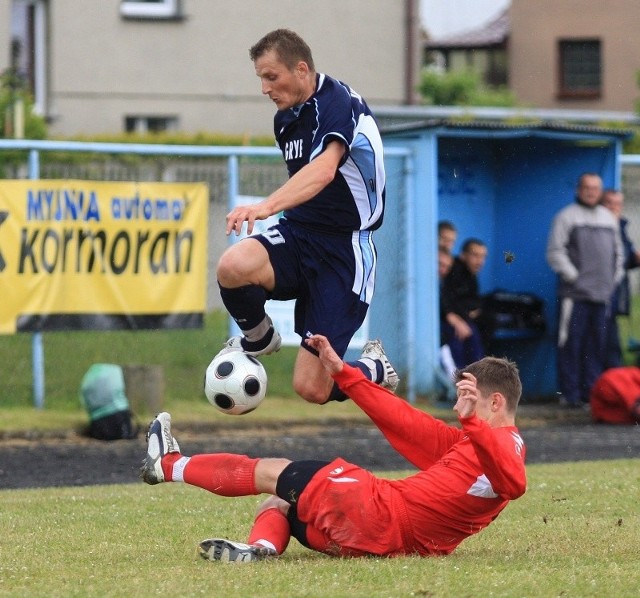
[219,283,268,333]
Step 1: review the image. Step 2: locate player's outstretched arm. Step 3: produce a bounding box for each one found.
[225,141,345,237]
[305,334,344,375]
[313,334,463,470]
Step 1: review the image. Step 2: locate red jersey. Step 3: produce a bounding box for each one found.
[297,365,527,557]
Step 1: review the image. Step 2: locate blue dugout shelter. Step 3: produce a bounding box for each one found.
[369,121,631,401]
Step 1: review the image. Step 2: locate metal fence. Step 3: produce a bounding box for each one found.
[0,139,414,405]
[6,139,639,407]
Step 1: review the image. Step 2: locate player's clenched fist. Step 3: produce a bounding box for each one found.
[454,372,479,418]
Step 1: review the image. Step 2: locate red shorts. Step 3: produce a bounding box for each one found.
[295,458,410,557]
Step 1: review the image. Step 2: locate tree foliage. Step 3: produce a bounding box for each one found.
[418,68,517,107]
[0,67,47,139]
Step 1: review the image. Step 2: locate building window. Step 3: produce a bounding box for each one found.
[125,116,178,134]
[558,39,601,99]
[120,0,181,19]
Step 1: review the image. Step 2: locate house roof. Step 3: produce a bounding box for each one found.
[380,118,634,139]
[426,8,509,49]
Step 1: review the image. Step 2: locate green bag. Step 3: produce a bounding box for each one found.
[80,364,137,440]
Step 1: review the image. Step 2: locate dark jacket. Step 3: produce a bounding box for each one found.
[441,257,481,320]
[614,217,640,315]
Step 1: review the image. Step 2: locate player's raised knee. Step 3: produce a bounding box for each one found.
[293,382,330,404]
[217,248,255,286]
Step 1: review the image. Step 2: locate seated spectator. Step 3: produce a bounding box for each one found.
[437,246,456,400]
[438,245,454,283]
[590,366,640,424]
[438,220,457,253]
[441,238,488,368]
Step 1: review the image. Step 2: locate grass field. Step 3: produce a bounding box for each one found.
[1,459,639,597]
[2,310,640,595]
[3,303,640,418]
[0,309,459,434]
[0,311,301,413]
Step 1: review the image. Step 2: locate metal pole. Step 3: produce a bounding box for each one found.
[226,155,239,338]
[28,149,45,409]
[404,152,417,403]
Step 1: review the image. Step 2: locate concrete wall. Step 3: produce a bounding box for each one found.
[44,0,413,136]
[510,0,640,112]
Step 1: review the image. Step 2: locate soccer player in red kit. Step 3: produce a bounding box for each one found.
[141,335,527,562]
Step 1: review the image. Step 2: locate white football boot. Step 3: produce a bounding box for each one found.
[140,412,180,485]
[360,339,400,393]
[198,538,277,563]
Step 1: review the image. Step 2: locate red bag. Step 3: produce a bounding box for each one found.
[590,367,640,424]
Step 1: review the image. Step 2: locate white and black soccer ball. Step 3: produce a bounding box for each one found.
[204,352,267,415]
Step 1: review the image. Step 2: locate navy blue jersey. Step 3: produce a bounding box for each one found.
[274,73,386,233]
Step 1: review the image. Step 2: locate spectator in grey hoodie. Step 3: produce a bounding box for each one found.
[546,173,623,408]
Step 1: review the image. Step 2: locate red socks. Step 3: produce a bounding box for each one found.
[162,453,260,496]
[248,508,291,555]
[160,453,291,555]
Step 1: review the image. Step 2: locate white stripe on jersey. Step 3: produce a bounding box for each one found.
[339,113,385,229]
[511,431,525,456]
[352,230,377,304]
[467,474,499,499]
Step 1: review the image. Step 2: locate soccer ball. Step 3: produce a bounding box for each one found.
[204,352,267,415]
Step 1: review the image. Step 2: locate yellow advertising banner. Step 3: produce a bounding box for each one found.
[0,180,208,334]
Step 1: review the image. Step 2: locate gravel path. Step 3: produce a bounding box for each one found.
[2,416,639,490]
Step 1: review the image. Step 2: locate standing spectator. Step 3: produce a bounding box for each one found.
[601,189,640,368]
[546,173,624,408]
[441,238,488,368]
[215,29,397,405]
[438,220,457,253]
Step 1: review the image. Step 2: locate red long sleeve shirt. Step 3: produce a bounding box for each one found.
[326,364,527,555]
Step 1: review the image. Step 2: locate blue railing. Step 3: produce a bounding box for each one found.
[0,139,416,407]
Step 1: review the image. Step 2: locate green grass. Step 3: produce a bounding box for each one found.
[617,309,640,366]
[0,310,301,412]
[0,305,406,433]
[0,309,456,434]
[3,301,640,433]
[1,459,638,597]
[2,311,639,595]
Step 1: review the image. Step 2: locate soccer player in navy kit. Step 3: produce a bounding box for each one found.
[216,29,398,403]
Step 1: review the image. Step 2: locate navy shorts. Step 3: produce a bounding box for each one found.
[252,218,376,357]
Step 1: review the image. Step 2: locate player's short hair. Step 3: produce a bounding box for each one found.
[438,220,456,234]
[577,172,602,187]
[455,357,522,413]
[250,29,315,72]
[461,238,486,253]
